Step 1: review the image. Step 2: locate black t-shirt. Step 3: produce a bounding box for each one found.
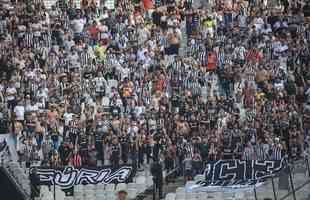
[152,11,162,26]
[304,4,310,17]
[111,144,120,158]
[69,127,79,138]
[119,135,130,152]
[171,77,179,90]
[59,145,72,164]
[267,15,279,28]
[79,134,88,151]
[223,131,232,153]
[151,162,163,181]
[171,95,180,107]
[0,118,8,134]
[290,143,301,159]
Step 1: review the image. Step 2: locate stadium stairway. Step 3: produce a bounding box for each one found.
[0,163,31,200]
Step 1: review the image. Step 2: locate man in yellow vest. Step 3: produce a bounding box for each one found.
[202,15,214,38]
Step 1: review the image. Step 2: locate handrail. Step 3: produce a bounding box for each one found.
[276,157,310,200]
[279,179,310,200]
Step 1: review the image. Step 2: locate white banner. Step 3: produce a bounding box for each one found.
[186,159,285,193]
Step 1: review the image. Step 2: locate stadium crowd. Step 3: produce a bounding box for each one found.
[0,0,310,182]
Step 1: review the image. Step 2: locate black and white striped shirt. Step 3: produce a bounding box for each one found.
[24,32,34,47]
[80,51,91,67]
[184,143,194,158]
[197,50,207,67]
[256,144,267,161]
[271,145,282,160]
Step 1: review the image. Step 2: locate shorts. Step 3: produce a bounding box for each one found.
[7,99,17,110]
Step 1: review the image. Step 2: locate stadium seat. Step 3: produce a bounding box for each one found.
[165,193,176,200]
[105,192,116,200]
[84,184,95,192]
[105,183,115,191]
[75,185,84,191]
[135,176,146,192]
[196,192,205,200]
[55,187,66,200]
[127,188,138,199]
[127,183,137,190]
[136,176,146,184]
[186,192,196,199]
[175,187,186,200]
[136,183,146,193]
[222,192,233,198]
[235,192,245,199]
[207,192,223,199]
[95,192,106,197]
[115,183,127,191]
[84,194,95,200]
[96,184,105,190]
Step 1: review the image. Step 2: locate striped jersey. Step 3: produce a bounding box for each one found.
[270,145,282,160]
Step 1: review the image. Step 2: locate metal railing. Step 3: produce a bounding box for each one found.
[253,157,310,200]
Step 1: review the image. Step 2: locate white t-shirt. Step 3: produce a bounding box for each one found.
[68,53,80,68]
[6,87,16,101]
[137,49,146,61]
[254,17,264,31]
[72,19,85,33]
[37,88,49,100]
[14,105,25,121]
[94,77,107,91]
[25,104,39,112]
[63,112,74,126]
[31,22,42,37]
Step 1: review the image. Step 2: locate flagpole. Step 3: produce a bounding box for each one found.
[253,184,258,200]
[305,155,310,178]
[54,171,56,200]
[271,176,277,200]
[288,162,297,200]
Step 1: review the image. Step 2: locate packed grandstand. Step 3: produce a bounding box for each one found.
[1,0,310,200]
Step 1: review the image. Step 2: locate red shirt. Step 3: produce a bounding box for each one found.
[143,0,153,10]
[69,154,82,167]
[246,49,263,63]
[154,79,165,92]
[207,52,217,70]
[88,25,98,39]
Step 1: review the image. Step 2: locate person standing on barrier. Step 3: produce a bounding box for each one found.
[150,158,164,200]
[30,167,40,200]
[110,136,121,169]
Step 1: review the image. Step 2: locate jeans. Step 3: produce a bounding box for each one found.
[52,138,59,150]
[224,12,233,26]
